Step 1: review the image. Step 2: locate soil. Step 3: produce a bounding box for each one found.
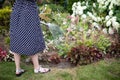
[25,52,74,69]
[40,59,74,69]
[26,59,74,69]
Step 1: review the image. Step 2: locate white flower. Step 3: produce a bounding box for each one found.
[111,16,117,22]
[72,2,77,7]
[99,4,103,9]
[72,7,75,11]
[97,0,103,3]
[102,28,108,34]
[93,3,96,7]
[45,4,47,7]
[101,1,105,5]
[101,17,104,20]
[112,22,120,30]
[71,13,75,17]
[93,22,98,27]
[43,31,46,35]
[105,15,110,21]
[57,13,61,17]
[106,20,111,26]
[96,25,101,30]
[86,1,88,6]
[87,12,93,17]
[109,10,113,16]
[93,22,101,30]
[78,10,83,15]
[72,2,87,15]
[109,3,113,10]
[108,27,114,34]
[82,6,87,10]
[115,0,120,6]
[82,1,85,4]
[112,0,118,5]
[105,1,110,6]
[102,6,107,9]
[92,16,98,22]
[81,14,87,19]
[97,17,102,22]
[77,2,81,6]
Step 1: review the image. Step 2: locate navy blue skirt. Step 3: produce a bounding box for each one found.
[10,0,45,55]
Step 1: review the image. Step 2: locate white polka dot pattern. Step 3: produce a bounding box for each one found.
[10,0,45,55]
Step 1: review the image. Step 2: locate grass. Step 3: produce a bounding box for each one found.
[0,58,120,80]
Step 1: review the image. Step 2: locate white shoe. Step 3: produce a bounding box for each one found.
[16,69,25,77]
[34,65,50,73]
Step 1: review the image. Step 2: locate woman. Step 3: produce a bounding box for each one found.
[10,0,50,76]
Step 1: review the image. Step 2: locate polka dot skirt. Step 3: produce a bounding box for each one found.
[10,0,45,55]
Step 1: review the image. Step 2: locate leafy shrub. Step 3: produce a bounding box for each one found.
[0,0,5,8]
[67,45,103,66]
[48,4,65,12]
[39,5,52,22]
[4,36,10,45]
[39,4,65,22]
[106,41,120,58]
[114,5,120,23]
[0,27,8,36]
[95,35,111,52]
[43,12,111,57]
[60,0,80,13]
[0,6,11,31]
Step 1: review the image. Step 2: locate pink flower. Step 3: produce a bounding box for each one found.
[0,47,7,61]
[67,15,79,25]
[67,27,73,32]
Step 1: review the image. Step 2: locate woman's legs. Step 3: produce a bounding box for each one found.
[14,53,21,73]
[14,52,39,70]
[14,52,50,74]
[30,53,50,73]
[30,54,40,69]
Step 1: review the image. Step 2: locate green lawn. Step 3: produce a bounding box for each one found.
[0,58,120,80]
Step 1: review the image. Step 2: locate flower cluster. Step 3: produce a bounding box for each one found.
[0,47,7,61]
[72,2,87,16]
[71,0,120,34]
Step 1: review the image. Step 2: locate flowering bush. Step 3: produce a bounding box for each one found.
[72,0,120,34]
[39,1,119,55]
[43,11,111,57]
[0,47,7,61]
